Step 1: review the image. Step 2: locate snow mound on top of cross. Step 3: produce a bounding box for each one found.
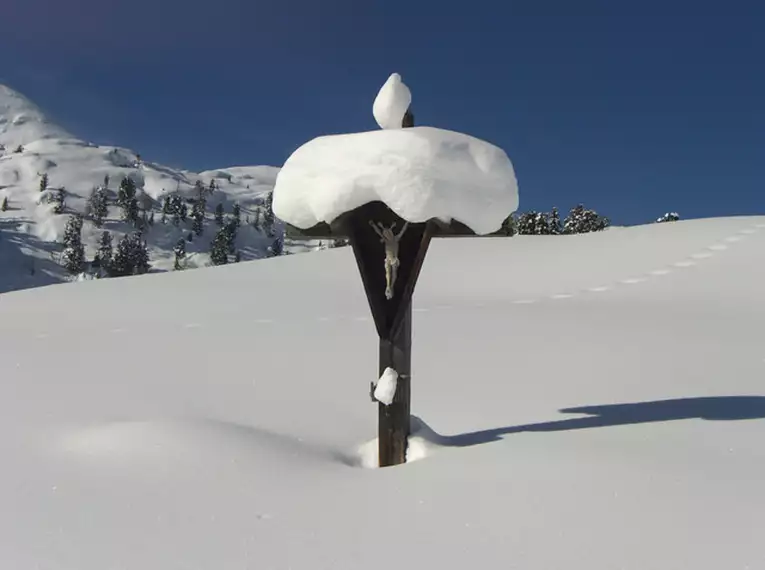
[272,74,519,235]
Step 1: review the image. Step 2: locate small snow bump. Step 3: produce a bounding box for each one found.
[621,278,647,285]
[353,316,370,322]
[551,293,574,300]
[317,316,332,322]
[709,243,729,250]
[255,319,274,324]
[184,323,202,329]
[673,260,696,268]
[110,328,126,334]
[35,333,50,340]
[738,228,756,235]
[513,299,536,304]
[690,252,713,260]
[650,269,671,276]
[756,223,765,229]
[722,237,741,244]
[588,286,610,293]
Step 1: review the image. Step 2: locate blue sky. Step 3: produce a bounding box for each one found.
[2,0,763,225]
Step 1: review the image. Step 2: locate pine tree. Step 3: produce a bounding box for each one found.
[173,238,186,270]
[87,186,109,227]
[517,211,551,235]
[225,219,237,253]
[1,197,7,211]
[263,191,275,234]
[269,234,284,257]
[148,211,155,226]
[656,212,680,223]
[62,214,85,274]
[117,177,139,223]
[194,180,205,198]
[111,233,150,277]
[162,196,172,216]
[214,203,225,226]
[191,198,205,236]
[186,231,193,242]
[232,203,241,227]
[253,209,262,231]
[208,179,217,197]
[209,226,230,265]
[39,173,49,193]
[563,204,610,234]
[549,207,562,235]
[14,145,24,153]
[52,188,66,214]
[96,230,113,275]
[103,174,110,190]
[179,202,188,223]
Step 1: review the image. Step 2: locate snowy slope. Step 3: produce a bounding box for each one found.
[0,84,288,293]
[1,215,764,569]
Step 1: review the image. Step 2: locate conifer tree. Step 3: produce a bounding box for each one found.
[39,173,49,193]
[1,197,7,211]
[173,238,186,270]
[209,226,230,265]
[62,214,85,273]
[94,230,113,275]
[232,203,241,227]
[214,203,225,226]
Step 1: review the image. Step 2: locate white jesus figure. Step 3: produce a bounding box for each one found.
[369,220,409,300]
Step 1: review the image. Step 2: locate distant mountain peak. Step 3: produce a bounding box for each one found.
[0,84,73,147]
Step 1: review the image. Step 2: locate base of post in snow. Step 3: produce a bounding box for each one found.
[377,305,412,467]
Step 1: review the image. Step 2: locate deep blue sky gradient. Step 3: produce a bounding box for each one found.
[2,0,763,224]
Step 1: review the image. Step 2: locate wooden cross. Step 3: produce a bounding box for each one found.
[283,110,504,467]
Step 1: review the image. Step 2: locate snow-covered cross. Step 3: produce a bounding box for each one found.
[272,73,519,467]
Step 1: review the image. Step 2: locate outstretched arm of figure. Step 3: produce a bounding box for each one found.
[395,222,409,240]
[369,220,384,238]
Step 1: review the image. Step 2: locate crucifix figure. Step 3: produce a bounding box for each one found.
[369,220,409,300]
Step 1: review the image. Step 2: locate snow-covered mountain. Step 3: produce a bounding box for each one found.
[0,84,322,294]
[1,215,763,569]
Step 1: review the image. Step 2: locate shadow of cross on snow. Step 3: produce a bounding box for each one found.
[444,396,765,447]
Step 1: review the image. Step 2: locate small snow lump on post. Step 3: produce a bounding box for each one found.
[272,72,519,236]
[372,73,412,130]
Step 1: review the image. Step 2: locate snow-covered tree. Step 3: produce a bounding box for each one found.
[179,202,188,223]
[191,197,205,236]
[225,219,237,253]
[148,211,155,226]
[87,186,109,227]
[263,191,275,235]
[111,233,150,277]
[214,203,225,226]
[52,188,66,214]
[1,197,7,212]
[209,226,230,265]
[208,179,217,197]
[253,209,262,231]
[39,173,49,193]
[563,204,610,234]
[232,203,241,227]
[14,145,24,154]
[62,214,85,274]
[173,238,186,270]
[194,180,205,199]
[549,207,562,235]
[269,234,284,257]
[93,230,113,275]
[517,211,552,235]
[656,212,680,223]
[117,177,139,224]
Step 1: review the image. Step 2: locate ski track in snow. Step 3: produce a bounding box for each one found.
[26,223,762,341]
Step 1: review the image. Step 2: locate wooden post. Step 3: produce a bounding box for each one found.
[378,305,411,466]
